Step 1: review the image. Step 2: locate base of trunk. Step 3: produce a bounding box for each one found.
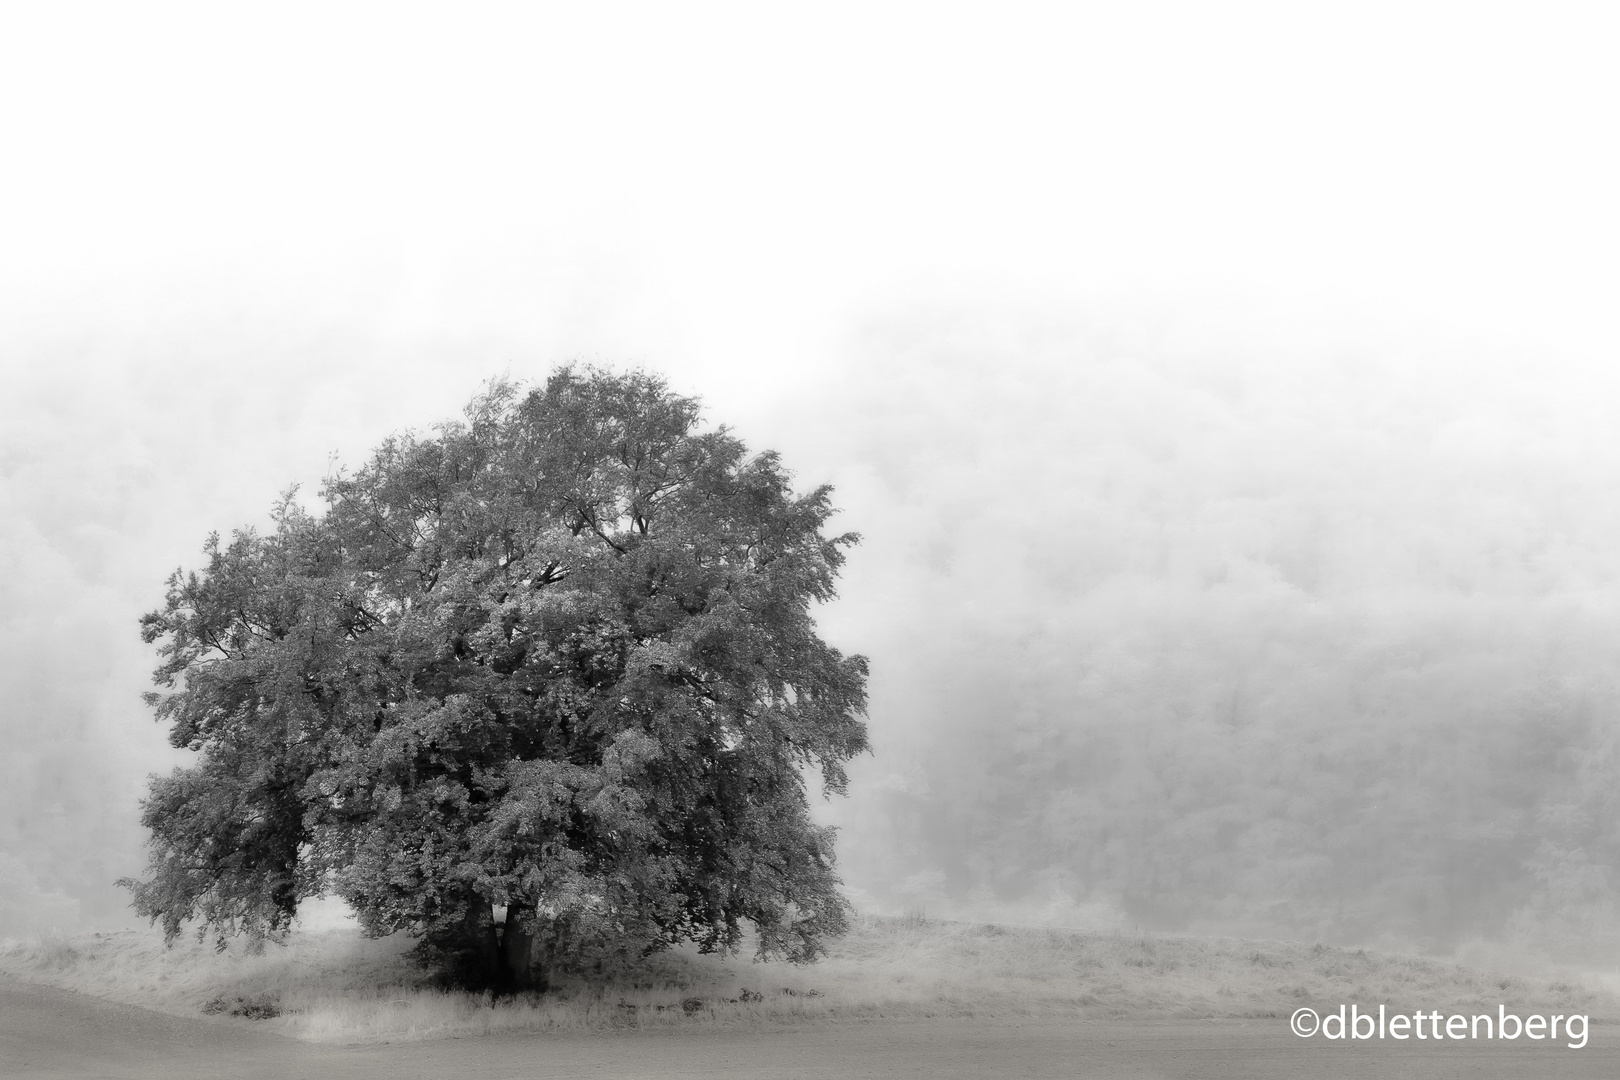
[497,903,551,993]
[432,896,551,994]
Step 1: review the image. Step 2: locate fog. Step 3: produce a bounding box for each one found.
[805,316,1620,959]
[3,2,1619,964]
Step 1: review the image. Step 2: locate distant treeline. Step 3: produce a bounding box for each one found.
[817,317,1620,960]
[843,594,1620,957]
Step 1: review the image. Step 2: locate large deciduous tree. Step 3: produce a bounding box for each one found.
[122,368,870,990]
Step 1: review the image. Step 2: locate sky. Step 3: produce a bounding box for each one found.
[3,1,1619,940]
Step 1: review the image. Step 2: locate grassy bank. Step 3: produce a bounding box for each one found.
[3,914,1613,1044]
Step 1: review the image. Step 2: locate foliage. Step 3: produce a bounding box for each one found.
[122,367,869,989]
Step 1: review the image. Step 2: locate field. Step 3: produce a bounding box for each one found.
[3,914,1614,1046]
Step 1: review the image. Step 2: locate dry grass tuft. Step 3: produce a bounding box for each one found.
[3,915,1615,1044]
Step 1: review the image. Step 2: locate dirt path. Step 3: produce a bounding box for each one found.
[5,976,1617,1079]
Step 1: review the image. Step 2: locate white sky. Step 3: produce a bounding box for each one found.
[5,2,1617,359]
[2,0,1619,931]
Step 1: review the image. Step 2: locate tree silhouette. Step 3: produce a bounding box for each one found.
[123,368,869,990]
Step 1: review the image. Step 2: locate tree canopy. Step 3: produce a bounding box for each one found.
[123,368,869,989]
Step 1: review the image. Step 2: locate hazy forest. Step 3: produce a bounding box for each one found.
[813,327,1620,966]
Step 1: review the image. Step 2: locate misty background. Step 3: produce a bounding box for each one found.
[4,3,1620,967]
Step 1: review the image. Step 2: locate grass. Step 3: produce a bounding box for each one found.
[3,913,1615,1044]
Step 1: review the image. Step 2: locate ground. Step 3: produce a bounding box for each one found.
[5,975,1618,1080]
[5,917,1617,1077]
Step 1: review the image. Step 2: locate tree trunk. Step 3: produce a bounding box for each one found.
[460,896,503,989]
[498,902,551,993]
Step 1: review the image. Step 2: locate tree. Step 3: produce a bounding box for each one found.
[122,367,870,991]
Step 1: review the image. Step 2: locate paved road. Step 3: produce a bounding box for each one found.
[4,976,1616,1079]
